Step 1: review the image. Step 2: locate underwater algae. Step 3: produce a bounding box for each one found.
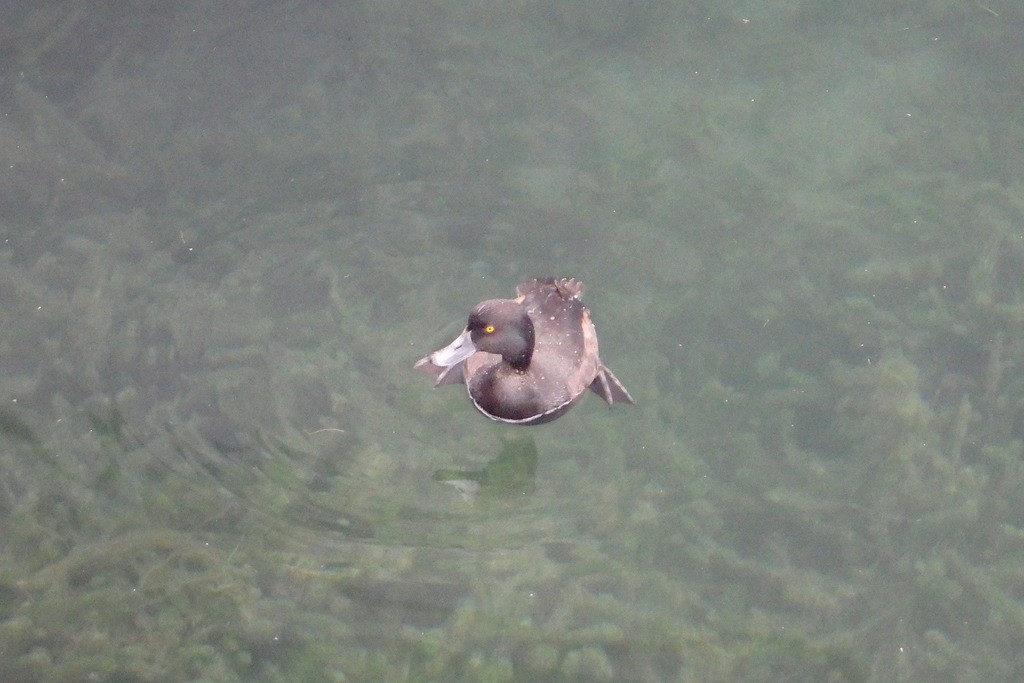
[1,529,268,682]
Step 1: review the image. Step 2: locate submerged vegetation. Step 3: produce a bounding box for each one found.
[1,1,1023,681]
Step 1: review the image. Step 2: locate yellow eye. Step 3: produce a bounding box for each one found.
[484,325,495,334]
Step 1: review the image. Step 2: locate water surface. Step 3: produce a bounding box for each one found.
[2,3,1023,681]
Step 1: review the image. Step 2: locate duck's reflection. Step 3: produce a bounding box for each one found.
[433,433,538,501]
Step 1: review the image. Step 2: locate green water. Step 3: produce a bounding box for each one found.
[1,2,1023,681]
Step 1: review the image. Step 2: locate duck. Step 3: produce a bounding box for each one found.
[414,277,634,425]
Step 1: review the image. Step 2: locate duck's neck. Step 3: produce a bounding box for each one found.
[508,314,534,372]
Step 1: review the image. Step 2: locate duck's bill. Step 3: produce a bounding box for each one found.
[414,328,477,386]
[424,329,476,367]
